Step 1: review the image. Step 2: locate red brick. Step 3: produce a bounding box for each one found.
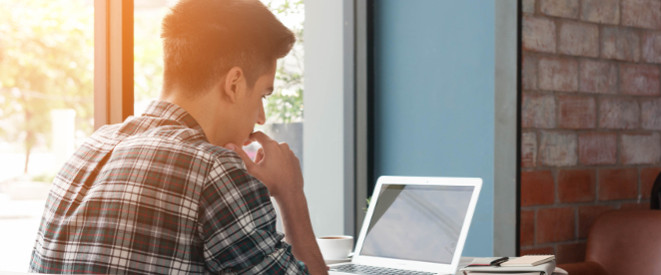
[619,64,660,96]
[557,95,596,129]
[522,132,537,167]
[522,0,536,14]
[598,97,640,130]
[578,205,615,238]
[621,133,661,165]
[521,246,555,256]
[642,31,661,64]
[536,207,575,243]
[557,242,586,264]
[521,170,555,206]
[581,0,620,25]
[520,210,535,246]
[642,98,661,130]
[621,202,649,210]
[558,169,596,203]
[641,167,661,199]
[540,0,579,18]
[559,21,598,57]
[522,94,556,128]
[523,16,556,53]
[622,0,661,29]
[601,27,640,62]
[539,57,578,92]
[579,59,617,94]
[598,168,638,201]
[539,131,578,166]
[578,132,617,165]
[522,54,538,90]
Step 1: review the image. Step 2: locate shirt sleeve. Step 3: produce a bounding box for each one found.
[198,152,309,274]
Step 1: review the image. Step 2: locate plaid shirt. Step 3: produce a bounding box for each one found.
[29,100,309,274]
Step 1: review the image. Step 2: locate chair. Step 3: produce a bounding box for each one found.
[559,210,661,275]
[652,172,661,209]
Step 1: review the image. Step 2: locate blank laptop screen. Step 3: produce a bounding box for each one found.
[360,184,474,264]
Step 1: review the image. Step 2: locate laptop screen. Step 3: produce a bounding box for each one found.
[359,184,475,264]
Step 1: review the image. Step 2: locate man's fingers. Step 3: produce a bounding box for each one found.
[224,143,255,169]
[279,142,291,151]
[249,131,276,148]
[255,147,265,163]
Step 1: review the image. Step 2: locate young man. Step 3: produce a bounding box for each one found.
[29,0,327,273]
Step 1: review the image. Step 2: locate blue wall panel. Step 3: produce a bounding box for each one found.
[373,0,495,256]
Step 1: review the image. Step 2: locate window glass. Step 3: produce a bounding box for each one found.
[255,0,305,165]
[134,0,305,164]
[133,0,177,114]
[0,0,94,271]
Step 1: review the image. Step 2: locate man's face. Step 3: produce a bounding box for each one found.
[234,61,276,145]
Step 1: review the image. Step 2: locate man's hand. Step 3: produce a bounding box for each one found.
[225,131,328,275]
[225,131,303,199]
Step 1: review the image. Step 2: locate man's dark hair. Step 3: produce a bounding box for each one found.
[161,0,295,95]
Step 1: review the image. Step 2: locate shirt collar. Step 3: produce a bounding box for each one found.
[142,100,206,135]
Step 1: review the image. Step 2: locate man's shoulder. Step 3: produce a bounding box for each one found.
[88,117,249,175]
[196,142,248,173]
[92,116,202,150]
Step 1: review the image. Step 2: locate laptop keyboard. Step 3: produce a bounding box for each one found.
[330,264,436,275]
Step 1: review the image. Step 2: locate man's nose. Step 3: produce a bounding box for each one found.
[256,103,266,125]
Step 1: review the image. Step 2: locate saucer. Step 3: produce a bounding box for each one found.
[325,258,351,265]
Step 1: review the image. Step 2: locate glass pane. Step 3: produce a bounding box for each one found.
[134,0,305,164]
[133,0,177,114]
[256,0,305,166]
[0,0,94,271]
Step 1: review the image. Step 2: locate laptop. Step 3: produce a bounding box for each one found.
[329,176,482,275]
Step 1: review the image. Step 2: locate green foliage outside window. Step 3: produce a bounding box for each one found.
[262,0,304,124]
[0,0,93,174]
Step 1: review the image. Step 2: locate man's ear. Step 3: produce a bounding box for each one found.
[221,67,245,103]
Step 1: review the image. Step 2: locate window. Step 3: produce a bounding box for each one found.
[254,0,305,164]
[0,0,307,271]
[133,0,176,115]
[0,0,94,271]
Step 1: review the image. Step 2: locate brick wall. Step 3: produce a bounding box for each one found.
[520,0,661,264]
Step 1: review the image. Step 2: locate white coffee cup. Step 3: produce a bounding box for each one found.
[316,235,353,260]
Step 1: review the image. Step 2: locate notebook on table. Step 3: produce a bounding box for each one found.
[329,176,482,275]
[500,255,555,267]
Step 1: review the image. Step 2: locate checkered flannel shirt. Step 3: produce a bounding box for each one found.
[29,100,309,274]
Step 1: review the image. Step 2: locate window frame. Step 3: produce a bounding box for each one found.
[302,0,358,237]
[94,0,134,129]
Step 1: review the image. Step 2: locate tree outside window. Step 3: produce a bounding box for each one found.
[0,0,94,271]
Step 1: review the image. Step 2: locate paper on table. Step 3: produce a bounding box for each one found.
[500,255,555,267]
[465,273,541,275]
[465,257,503,267]
[464,267,567,275]
[460,259,555,275]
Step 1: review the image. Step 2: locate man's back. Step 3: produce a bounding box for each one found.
[29,101,308,274]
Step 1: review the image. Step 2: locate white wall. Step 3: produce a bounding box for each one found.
[303,0,355,236]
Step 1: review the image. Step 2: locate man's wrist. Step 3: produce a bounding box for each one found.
[273,186,305,206]
[272,186,326,275]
